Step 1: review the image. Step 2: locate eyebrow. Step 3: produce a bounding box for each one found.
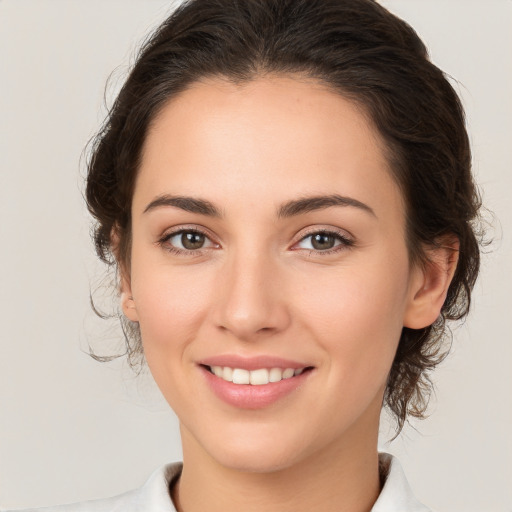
[144,195,222,217]
[276,194,376,219]
[143,193,376,218]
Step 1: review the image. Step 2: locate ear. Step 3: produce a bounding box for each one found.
[111,225,139,323]
[120,279,139,323]
[403,236,459,329]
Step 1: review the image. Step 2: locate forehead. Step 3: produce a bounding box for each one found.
[136,75,404,223]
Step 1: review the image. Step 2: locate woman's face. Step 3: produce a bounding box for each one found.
[123,75,426,472]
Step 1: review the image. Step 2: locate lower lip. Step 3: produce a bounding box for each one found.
[200,366,312,409]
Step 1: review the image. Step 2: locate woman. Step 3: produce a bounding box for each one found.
[4,0,484,510]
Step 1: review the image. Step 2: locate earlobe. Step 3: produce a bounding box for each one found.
[119,266,139,322]
[403,237,459,329]
[120,289,139,322]
[111,225,139,322]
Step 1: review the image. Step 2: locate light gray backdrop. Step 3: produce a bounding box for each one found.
[1,1,511,510]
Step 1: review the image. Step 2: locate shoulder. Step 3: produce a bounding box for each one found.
[372,453,433,512]
[2,462,182,512]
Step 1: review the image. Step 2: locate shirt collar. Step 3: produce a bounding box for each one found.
[124,453,430,512]
[117,462,181,511]
[371,453,432,512]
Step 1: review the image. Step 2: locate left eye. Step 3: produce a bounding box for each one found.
[296,231,351,251]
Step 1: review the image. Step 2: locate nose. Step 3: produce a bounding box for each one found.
[212,249,291,342]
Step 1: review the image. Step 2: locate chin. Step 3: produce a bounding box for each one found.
[187,418,332,475]
[207,440,305,474]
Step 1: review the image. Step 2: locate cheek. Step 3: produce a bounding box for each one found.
[296,256,410,384]
[129,260,217,414]
[130,261,213,357]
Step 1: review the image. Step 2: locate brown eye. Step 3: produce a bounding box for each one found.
[310,232,337,250]
[295,229,354,254]
[180,231,206,250]
[162,229,216,253]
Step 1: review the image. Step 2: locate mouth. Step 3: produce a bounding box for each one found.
[201,364,314,385]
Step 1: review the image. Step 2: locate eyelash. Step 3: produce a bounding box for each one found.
[297,228,355,256]
[157,227,355,257]
[157,227,216,257]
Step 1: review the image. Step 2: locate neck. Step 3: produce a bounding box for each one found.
[173,421,381,512]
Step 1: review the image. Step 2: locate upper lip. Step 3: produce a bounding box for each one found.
[198,355,311,371]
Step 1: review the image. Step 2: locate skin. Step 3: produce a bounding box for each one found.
[120,75,457,512]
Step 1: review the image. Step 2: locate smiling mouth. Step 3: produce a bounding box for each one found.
[202,365,314,385]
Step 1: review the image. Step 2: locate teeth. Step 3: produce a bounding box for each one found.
[232,368,250,384]
[269,367,283,382]
[222,366,233,382]
[249,368,269,385]
[282,368,295,379]
[209,366,307,385]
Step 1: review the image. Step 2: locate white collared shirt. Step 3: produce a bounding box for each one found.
[4,453,432,512]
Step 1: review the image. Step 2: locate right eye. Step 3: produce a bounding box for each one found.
[159,228,218,255]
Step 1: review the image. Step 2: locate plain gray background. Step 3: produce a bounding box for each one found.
[1,0,511,510]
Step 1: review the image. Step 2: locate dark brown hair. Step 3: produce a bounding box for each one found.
[86,0,482,432]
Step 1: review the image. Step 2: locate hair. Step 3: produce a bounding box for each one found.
[85,0,482,433]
